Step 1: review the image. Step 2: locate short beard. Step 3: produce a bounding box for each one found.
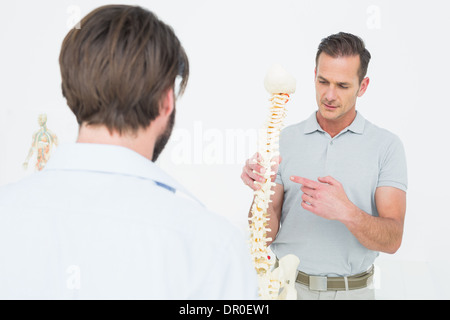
[152,106,175,162]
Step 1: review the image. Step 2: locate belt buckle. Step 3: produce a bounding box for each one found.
[309,276,328,291]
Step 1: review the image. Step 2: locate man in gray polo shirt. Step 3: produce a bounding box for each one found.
[241,32,407,300]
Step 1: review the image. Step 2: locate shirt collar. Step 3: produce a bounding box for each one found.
[303,111,365,135]
[45,143,203,205]
[304,112,324,134]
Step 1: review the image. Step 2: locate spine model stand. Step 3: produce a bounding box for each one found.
[249,64,300,300]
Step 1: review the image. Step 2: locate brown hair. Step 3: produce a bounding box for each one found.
[59,5,189,134]
[315,32,371,83]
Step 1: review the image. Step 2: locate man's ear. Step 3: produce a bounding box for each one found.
[357,77,370,97]
[160,88,174,117]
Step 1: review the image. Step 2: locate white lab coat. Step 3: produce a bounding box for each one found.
[0,143,258,299]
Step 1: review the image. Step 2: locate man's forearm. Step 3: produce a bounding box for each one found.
[342,206,403,254]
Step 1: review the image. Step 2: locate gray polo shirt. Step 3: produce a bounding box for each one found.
[272,111,407,277]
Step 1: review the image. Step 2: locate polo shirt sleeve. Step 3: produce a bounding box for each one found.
[377,135,408,192]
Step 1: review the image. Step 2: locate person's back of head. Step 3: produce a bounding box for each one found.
[59,5,189,136]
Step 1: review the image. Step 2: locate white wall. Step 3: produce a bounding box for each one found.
[1,0,449,299]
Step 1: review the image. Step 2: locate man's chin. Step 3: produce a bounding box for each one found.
[319,107,339,119]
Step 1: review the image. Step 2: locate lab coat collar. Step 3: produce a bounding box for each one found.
[45,143,203,206]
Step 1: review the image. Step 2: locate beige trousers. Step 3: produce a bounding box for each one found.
[295,276,375,300]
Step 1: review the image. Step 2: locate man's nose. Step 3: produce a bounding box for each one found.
[325,86,337,102]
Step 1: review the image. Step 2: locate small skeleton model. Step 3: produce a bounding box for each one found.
[23,114,58,171]
[249,64,299,299]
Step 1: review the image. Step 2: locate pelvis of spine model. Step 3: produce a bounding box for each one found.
[249,64,300,300]
[271,254,300,300]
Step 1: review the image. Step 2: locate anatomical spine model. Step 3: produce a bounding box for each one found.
[249,64,300,300]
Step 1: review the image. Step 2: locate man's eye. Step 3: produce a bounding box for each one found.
[339,85,348,89]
